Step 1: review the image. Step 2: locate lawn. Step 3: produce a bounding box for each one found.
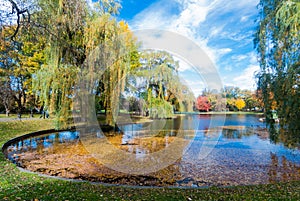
[0,120,299,200]
[0,114,18,119]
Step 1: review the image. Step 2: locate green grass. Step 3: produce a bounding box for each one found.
[0,113,43,119]
[0,114,17,119]
[1,120,300,200]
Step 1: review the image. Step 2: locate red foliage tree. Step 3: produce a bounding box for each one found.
[196,96,211,112]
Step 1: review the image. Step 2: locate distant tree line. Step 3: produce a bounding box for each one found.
[195,87,263,112]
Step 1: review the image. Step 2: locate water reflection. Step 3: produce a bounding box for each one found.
[3,114,300,187]
[269,153,300,183]
[268,123,300,149]
[5,131,79,161]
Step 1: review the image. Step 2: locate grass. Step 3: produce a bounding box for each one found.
[0,113,43,119]
[0,114,17,119]
[1,120,300,200]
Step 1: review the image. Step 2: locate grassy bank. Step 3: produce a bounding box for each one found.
[0,120,299,200]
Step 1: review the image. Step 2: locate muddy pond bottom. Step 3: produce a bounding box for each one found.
[4,125,300,187]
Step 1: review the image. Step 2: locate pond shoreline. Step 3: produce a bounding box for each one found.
[1,120,300,200]
[5,122,300,189]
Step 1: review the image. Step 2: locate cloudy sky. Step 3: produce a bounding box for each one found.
[118,0,261,95]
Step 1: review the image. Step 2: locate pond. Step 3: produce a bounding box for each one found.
[3,114,300,187]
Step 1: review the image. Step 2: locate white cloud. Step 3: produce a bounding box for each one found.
[217,48,232,56]
[218,30,254,43]
[173,0,214,28]
[241,15,249,22]
[131,0,219,66]
[249,52,259,64]
[131,0,179,30]
[129,0,260,90]
[179,77,206,96]
[210,0,259,14]
[210,25,225,37]
[233,65,260,90]
[232,55,248,62]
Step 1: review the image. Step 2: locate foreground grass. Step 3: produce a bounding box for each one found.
[1,120,300,200]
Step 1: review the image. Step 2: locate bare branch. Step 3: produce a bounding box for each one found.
[7,0,30,40]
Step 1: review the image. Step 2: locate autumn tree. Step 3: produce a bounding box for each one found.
[2,0,140,127]
[79,18,139,126]
[235,99,246,111]
[202,88,226,111]
[30,0,140,127]
[0,24,45,117]
[0,79,14,116]
[0,27,15,116]
[196,96,211,112]
[255,0,300,132]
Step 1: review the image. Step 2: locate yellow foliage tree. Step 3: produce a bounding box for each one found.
[0,25,45,117]
[235,99,246,111]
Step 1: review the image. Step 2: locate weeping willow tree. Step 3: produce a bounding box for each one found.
[32,0,138,128]
[82,18,139,126]
[255,0,300,137]
[32,0,89,128]
[134,50,194,118]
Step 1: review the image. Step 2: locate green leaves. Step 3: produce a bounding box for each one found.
[30,0,137,128]
[134,50,194,117]
[276,1,300,39]
[255,0,300,135]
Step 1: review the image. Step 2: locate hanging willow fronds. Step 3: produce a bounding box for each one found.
[33,0,126,128]
[134,50,195,118]
[255,0,300,137]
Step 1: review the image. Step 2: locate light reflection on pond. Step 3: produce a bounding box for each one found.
[4,114,300,187]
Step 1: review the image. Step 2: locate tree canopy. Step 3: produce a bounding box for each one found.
[133,50,194,118]
[1,0,194,128]
[255,0,300,134]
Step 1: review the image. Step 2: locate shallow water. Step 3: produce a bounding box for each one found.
[4,114,300,187]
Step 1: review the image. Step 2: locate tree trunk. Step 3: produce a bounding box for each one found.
[5,108,10,117]
[30,109,33,118]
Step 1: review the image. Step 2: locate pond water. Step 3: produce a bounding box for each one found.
[4,114,300,187]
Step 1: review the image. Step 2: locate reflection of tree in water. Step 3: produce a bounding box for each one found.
[217,124,300,148]
[36,137,46,154]
[268,153,300,183]
[222,129,243,139]
[269,124,280,144]
[269,123,300,148]
[221,127,254,139]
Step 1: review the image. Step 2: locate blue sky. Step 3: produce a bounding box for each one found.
[118,0,261,96]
